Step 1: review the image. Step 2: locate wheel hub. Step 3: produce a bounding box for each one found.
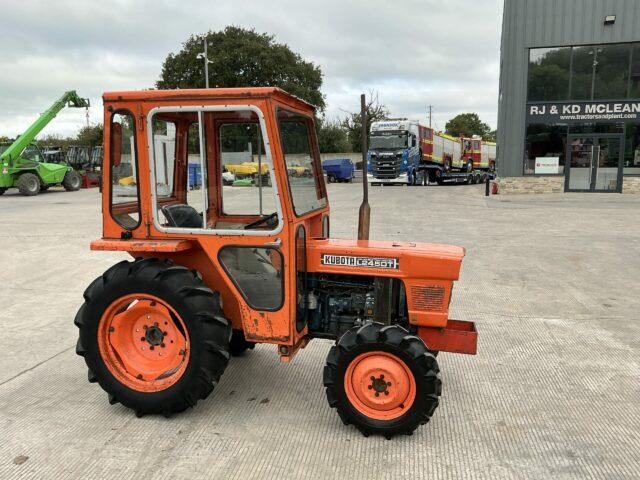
[144,325,165,347]
[98,294,189,392]
[344,351,416,421]
[369,374,391,395]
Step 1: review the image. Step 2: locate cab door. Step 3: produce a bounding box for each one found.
[274,107,329,339]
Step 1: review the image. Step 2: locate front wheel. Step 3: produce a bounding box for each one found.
[466,159,473,173]
[324,323,441,438]
[75,258,231,417]
[63,170,81,191]
[17,173,40,196]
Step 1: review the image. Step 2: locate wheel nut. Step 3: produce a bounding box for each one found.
[368,385,372,390]
[375,392,379,397]
[140,337,145,341]
[370,376,375,381]
[150,346,154,351]
[387,382,392,386]
[161,343,165,348]
[384,391,389,395]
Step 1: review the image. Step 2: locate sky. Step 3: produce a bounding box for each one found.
[0,0,503,139]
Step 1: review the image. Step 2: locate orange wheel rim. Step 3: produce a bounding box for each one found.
[344,351,416,421]
[98,293,190,393]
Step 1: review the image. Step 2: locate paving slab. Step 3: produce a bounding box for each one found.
[0,184,639,479]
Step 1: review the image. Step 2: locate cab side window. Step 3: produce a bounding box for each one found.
[110,112,140,230]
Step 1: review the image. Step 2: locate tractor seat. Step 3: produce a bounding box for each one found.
[161,204,203,228]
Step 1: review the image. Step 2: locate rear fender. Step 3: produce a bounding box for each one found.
[91,239,245,332]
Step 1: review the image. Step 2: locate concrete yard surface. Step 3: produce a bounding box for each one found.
[1,184,639,479]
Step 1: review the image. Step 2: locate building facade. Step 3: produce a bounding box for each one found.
[497,0,640,193]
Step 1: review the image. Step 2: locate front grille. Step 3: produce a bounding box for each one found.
[370,157,401,178]
[411,285,445,312]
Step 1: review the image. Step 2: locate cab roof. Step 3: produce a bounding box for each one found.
[102,87,316,112]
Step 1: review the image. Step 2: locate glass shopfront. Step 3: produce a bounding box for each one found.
[525,42,640,191]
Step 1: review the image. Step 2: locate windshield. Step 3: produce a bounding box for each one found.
[277,109,327,216]
[369,132,407,151]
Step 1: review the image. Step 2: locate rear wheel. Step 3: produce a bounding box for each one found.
[63,170,81,191]
[328,174,335,183]
[323,323,441,438]
[75,258,231,416]
[17,173,40,196]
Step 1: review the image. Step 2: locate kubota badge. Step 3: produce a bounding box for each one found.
[321,254,399,269]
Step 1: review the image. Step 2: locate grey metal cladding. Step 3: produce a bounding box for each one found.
[497,0,640,177]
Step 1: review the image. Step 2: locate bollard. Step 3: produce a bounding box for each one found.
[485,175,490,196]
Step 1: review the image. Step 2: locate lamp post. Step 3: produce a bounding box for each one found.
[196,38,213,88]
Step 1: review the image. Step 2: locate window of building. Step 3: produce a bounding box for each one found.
[594,43,631,99]
[624,123,640,175]
[630,43,640,98]
[110,111,140,230]
[524,124,567,174]
[570,46,595,100]
[528,43,639,102]
[527,47,571,101]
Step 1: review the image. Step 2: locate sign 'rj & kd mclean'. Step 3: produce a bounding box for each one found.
[527,100,640,123]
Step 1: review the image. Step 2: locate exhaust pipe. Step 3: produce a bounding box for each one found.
[357,93,370,241]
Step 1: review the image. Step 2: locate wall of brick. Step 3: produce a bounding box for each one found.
[494,176,564,194]
[494,176,640,194]
[622,176,640,194]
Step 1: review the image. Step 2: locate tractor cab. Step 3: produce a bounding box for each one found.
[78,88,477,438]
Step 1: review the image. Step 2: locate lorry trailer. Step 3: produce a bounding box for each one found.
[367,118,496,186]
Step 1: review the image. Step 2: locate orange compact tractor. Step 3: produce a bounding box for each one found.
[75,88,477,438]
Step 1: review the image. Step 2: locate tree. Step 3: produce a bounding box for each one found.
[316,117,350,153]
[76,124,103,147]
[445,113,492,139]
[341,92,390,152]
[157,26,325,110]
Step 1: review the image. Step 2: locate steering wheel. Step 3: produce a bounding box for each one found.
[244,212,278,230]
